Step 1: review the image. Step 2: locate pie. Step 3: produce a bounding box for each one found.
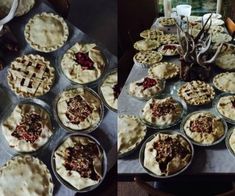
[7,54,55,97]
[178,81,215,105]
[213,72,235,93]
[61,43,106,84]
[133,39,160,51]
[140,29,164,39]
[148,62,179,79]
[0,155,53,196]
[141,97,183,127]
[118,115,146,156]
[209,25,224,34]
[212,33,231,44]
[54,135,104,190]
[129,76,165,99]
[183,16,202,22]
[144,132,192,176]
[24,12,69,52]
[217,95,235,121]
[216,45,235,70]
[229,128,235,154]
[158,17,176,26]
[159,34,178,45]
[100,70,118,111]
[183,111,225,145]
[189,22,202,30]
[158,44,179,56]
[56,87,102,131]
[133,51,163,68]
[2,103,53,152]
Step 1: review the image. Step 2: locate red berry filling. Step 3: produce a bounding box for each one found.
[190,116,213,133]
[136,77,157,90]
[75,52,94,70]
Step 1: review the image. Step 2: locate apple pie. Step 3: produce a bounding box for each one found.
[159,34,178,45]
[213,72,235,93]
[133,39,160,51]
[216,95,235,121]
[140,29,164,39]
[158,17,176,26]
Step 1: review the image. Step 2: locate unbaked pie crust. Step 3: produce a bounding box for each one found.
[213,72,235,93]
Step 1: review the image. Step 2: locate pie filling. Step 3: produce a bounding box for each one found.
[75,52,94,70]
[150,101,176,118]
[189,116,213,133]
[136,77,157,90]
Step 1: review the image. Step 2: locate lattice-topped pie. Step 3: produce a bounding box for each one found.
[24,12,69,52]
[148,62,179,79]
[217,95,235,121]
[133,51,163,68]
[129,76,165,99]
[158,17,176,26]
[159,34,178,45]
[54,135,104,190]
[0,155,53,196]
[118,115,146,156]
[56,87,102,131]
[7,54,55,97]
[183,111,225,145]
[178,81,215,105]
[144,133,192,176]
[2,103,53,152]
[133,39,160,51]
[212,33,231,45]
[158,44,179,56]
[61,43,106,84]
[140,29,164,39]
[141,97,183,127]
[213,72,235,93]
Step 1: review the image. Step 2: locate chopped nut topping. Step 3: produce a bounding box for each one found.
[150,100,176,117]
[190,115,213,133]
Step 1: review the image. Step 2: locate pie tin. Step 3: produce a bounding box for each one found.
[213,93,235,125]
[0,98,56,156]
[180,110,228,147]
[51,132,107,193]
[225,127,235,158]
[117,115,147,159]
[157,44,180,57]
[53,85,104,133]
[139,95,187,129]
[139,130,194,178]
[133,52,163,68]
[97,68,118,112]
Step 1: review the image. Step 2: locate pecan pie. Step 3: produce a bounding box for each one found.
[178,81,215,105]
[144,133,192,176]
[158,17,176,26]
[142,97,183,127]
[183,111,225,145]
[24,12,69,52]
[54,135,104,190]
[213,72,235,93]
[133,39,160,51]
[61,43,106,84]
[7,54,55,97]
[118,115,146,156]
[140,29,164,39]
[217,95,235,121]
[2,104,53,152]
[0,155,53,196]
[129,76,164,99]
[56,87,102,131]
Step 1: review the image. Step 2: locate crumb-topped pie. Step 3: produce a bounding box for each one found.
[133,51,163,68]
[118,115,146,156]
[159,34,178,45]
[7,54,55,97]
[2,103,53,152]
[183,111,225,145]
[61,43,106,84]
[213,72,235,93]
[217,95,235,121]
[143,132,192,176]
[133,39,160,51]
[24,12,69,52]
[53,135,104,190]
[128,76,165,99]
[158,44,179,56]
[141,97,183,128]
[158,17,176,26]
[100,70,118,111]
[178,81,215,105]
[56,87,102,131]
[140,29,164,39]
[0,155,53,196]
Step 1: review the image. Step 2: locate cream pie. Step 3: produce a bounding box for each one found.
[158,17,176,26]
[118,115,146,156]
[212,33,231,44]
[178,81,215,105]
[24,12,69,52]
[7,54,55,97]
[54,135,104,190]
[128,76,164,99]
[0,155,53,196]
[141,97,183,127]
[183,111,225,145]
[133,39,160,51]
[140,29,164,39]
[2,103,53,152]
[144,133,192,176]
[56,87,102,131]
[61,43,106,84]
[213,72,235,93]
[217,95,235,121]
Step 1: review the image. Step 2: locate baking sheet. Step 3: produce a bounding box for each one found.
[0,2,117,195]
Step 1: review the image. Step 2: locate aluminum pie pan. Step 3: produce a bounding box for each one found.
[51,132,107,193]
[97,68,118,112]
[139,130,194,178]
[0,98,56,156]
[53,85,104,133]
[225,126,235,158]
[180,110,228,147]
